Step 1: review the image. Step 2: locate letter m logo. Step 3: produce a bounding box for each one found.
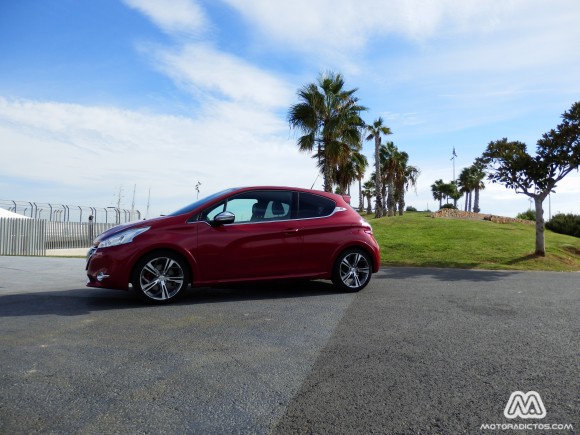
[504,391,547,419]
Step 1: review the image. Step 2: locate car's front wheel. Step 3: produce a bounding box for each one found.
[332,248,372,292]
[132,251,190,303]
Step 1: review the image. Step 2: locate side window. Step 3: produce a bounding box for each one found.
[200,201,225,222]
[201,191,293,224]
[247,191,292,222]
[297,192,336,219]
[264,201,290,219]
[223,198,256,223]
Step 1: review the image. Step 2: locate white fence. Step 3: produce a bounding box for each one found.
[0,218,116,256]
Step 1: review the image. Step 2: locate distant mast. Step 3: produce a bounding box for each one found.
[146,188,151,219]
[195,180,202,200]
[116,185,123,209]
[451,147,458,180]
[130,184,136,221]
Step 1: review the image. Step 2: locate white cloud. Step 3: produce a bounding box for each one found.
[149,43,295,108]
[0,97,316,216]
[219,0,580,103]
[123,0,208,36]
[221,0,525,51]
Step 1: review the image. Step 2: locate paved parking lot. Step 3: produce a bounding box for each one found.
[1,257,578,433]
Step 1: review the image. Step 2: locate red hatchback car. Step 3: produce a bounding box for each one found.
[86,186,380,303]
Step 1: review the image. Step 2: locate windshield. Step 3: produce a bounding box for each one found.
[168,188,236,217]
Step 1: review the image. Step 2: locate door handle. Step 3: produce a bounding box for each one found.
[284,228,300,236]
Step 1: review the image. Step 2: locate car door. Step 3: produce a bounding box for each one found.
[294,192,345,274]
[195,190,303,282]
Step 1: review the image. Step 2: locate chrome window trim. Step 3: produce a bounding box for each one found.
[193,205,347,227]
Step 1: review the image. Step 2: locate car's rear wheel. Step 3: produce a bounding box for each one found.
[332,248,372,292]
[132,251,190,303]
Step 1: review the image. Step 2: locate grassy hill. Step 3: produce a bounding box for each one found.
[367,212,580,271]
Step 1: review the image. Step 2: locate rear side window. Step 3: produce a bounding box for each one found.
[297,192,336,219]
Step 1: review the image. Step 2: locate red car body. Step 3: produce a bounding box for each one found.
[86,186,380,301]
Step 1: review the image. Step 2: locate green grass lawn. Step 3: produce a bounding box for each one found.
[367,212,580,271]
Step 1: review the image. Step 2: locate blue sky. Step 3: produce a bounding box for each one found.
[1,0,579,218]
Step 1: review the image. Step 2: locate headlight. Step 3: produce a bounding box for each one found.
[98,227,150,248]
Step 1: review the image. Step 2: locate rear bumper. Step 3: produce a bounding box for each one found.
[371,237,381,273]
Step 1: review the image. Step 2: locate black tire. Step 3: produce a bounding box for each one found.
[132,251,190,304]
[331,248,372,292]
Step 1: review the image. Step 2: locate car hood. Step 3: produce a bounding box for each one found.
[93,215,171,243]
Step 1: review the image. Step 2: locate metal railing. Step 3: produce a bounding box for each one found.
[0,218,116,256]
[45,221,116,249]
[0,200,140,223]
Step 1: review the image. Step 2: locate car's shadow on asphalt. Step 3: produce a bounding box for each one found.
[182,280,341,304]
[377,266,519,282]
[0,280,342,317]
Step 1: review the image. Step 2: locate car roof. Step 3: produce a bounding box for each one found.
[230,186,347,202]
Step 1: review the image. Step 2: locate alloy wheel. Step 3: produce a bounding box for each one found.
[338,251,371,290]
[139,256,185,301]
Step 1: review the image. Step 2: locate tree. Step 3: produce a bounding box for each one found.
[362,180,375,214]
[481,101,580,256]
[393,153,420,215]
[366,118,392,218]
[352,151,368,211]
[447,181,462,208]
[431,179,445,209]
[457,163,485,212]
[458,167,476,212]
[379,141,399,216]
[333,148,366,196]
[433,180,460,207]
[288,72,367,192]
[471,161,486,213]
[372,142,419,216]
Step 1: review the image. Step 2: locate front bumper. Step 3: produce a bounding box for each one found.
[86,246,132,290]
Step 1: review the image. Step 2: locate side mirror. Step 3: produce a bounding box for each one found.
[213,211,235,225]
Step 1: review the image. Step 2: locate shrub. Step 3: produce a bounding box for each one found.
[441,204,457,210]
[546,213,580,238]
[406,206,418,212]
[516,210,536,221]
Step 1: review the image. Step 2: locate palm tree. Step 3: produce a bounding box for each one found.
[471,162,486,213]
[448,181,462,208]
[362,180,375,214]
[333,147,366,195]
[351,151,368,211]
[288,72,367,192]
[431,179,445,209]
[433,180,461,208]
[457,167,476,212]
[365,118,392,218]
[394,154,420,215]
[457,163,486,213]
[379,142,399,216]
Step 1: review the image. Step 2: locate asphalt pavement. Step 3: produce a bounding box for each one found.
[0,256,578,434]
